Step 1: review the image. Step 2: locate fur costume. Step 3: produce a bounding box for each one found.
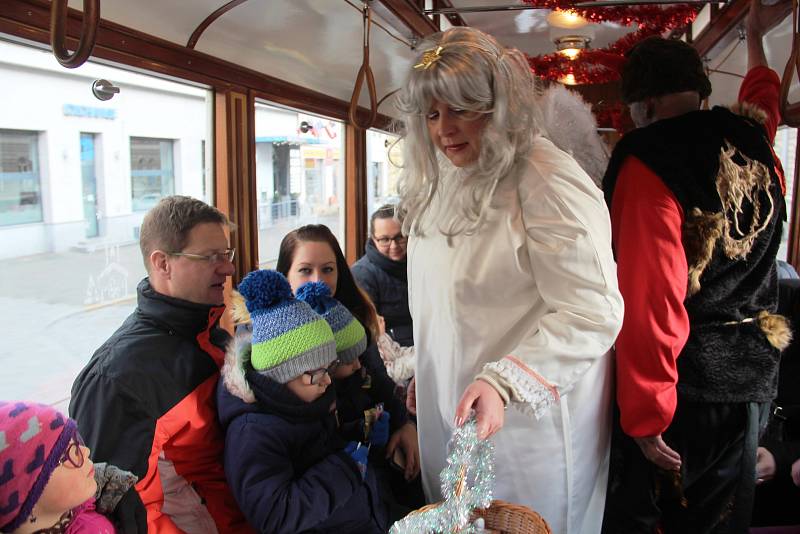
[603,103,788,403]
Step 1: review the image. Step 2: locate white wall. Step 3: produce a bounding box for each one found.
[0,41,209,258]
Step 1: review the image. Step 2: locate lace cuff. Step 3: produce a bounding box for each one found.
[482,356,559,420]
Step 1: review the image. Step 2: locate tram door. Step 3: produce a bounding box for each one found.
[80,132,99,238]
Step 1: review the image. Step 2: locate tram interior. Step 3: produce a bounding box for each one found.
[0,0,799,530]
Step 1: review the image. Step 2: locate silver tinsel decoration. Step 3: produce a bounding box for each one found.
[389,416,495,534]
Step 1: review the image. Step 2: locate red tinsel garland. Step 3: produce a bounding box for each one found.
[594,101,628,132]
[522,0,699,84]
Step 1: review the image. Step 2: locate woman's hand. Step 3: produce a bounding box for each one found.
[378,315,386,336]
[454,380,504,439]
[746,0,792,38]
[756,446,777,484]
[406,376,417,416]
[386,422,421,480]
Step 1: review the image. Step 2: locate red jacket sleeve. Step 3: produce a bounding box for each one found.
[738,66,781,144]
[611,156,691,438]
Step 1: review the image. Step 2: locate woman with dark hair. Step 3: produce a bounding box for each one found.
[276,224,424,510]
[277,224,379,339]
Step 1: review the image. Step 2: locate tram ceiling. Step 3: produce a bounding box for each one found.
[54,0,416,119]
[4,0,798,119]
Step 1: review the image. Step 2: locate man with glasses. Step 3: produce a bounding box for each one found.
[352,204,413,346]
[70,196,251,534]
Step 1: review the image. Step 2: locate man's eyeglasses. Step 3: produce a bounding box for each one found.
[168,248,235,264]
[374,235,407,247]
[304,359,341,385]
[59,433,86,469]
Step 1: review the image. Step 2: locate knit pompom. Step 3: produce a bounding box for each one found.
[295,281,335,314]
[238,270,293,312]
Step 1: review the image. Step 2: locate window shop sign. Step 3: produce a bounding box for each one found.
[63,104,116,120]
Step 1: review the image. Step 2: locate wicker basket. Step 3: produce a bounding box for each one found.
[403,499,551,534]
[473,500,552,534]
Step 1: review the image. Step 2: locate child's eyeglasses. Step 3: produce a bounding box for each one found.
[58,433,86,469]
[303,360,341,385]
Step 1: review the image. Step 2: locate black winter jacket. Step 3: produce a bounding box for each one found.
[69,279,249,533]
[352,240,413,346]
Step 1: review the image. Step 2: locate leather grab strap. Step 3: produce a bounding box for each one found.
[50,0,100,69]
[349,4,379,130]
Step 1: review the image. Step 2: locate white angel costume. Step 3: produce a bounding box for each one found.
[408,135,624,534]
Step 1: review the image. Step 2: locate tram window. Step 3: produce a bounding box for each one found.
[775,126,798,260]
[0,129,43,226]
[366,130,402,224]
[254,103,346,268]
[0,40,213,411]
[131,138,175,212]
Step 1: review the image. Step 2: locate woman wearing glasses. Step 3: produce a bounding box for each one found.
[0,401,136,534]
[352,204,414,347]
[217,269,388,534]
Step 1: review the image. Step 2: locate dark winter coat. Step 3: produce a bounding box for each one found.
[753,278,800,526]
[70,279,249,533]
[335,342,409,442]
[217,333,387,534]
[761,278,800,469]
[352,240,413,346]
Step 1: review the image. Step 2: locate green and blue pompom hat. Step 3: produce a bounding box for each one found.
[295,281,367,364]
[237,270,336,383]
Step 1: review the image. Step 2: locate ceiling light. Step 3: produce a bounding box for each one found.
[554,35,591,59]
[560,73,578,85]
[546,10,588,29]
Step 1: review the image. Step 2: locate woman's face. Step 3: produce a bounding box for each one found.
[35,440,96,517]
[286,240,338,295]
[372,217,406,262]
[426,99,487,168]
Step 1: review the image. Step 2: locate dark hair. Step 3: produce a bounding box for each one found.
[139,195,229,272]
[622,37,712,104]
[277,224,379,339]
[369,204,402,237]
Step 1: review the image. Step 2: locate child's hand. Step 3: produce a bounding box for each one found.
[368,411,391,447]
[344,441,369,480]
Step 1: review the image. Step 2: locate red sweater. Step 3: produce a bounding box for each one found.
[611,66,782,437]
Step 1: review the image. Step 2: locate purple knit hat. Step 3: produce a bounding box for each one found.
[0,401,77,532]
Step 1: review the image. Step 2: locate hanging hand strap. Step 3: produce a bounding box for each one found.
[779,0,800,126]
[349,3,379,130]
[50,0,100,69]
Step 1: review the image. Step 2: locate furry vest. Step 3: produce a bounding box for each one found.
[604,106,789,403]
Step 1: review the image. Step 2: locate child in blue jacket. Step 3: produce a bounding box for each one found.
[217,270,387,534]
[296,282,426,514]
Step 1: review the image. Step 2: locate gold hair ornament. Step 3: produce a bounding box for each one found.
[414,46,444,70]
